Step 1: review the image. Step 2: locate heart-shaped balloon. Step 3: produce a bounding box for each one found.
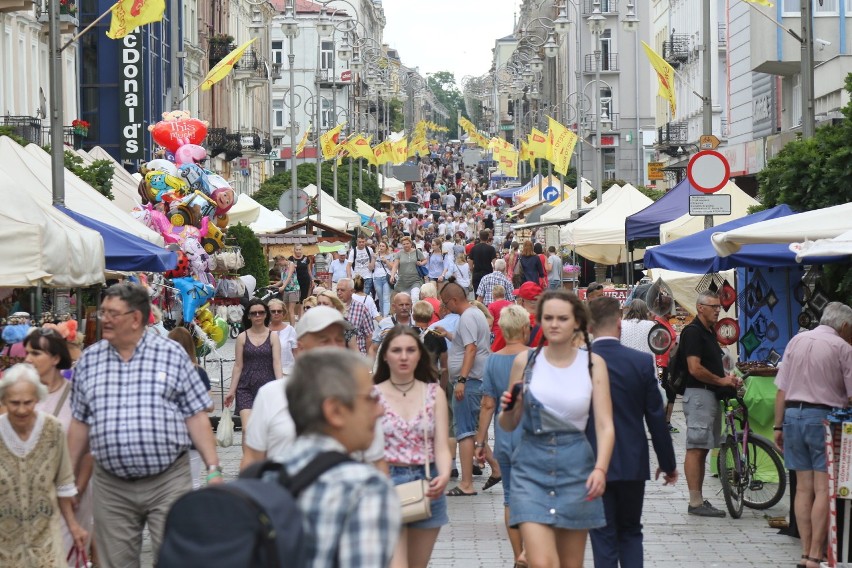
[150,119,208,153]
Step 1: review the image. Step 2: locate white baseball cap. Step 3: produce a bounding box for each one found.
[295,306,353,338]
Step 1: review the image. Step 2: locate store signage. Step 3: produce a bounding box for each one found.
[600,135,618,147]
[689,194,731,216]
[119,29,144,160]
[240,135,255,147]
[647,161,664,180]
[340,70,352,82]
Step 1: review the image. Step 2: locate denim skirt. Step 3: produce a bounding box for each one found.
[389,464,449,529]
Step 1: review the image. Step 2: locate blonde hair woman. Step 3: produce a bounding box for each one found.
[267,299,296,375]
[316,291,346,314]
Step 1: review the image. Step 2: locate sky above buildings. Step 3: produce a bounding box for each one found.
[381,0,521,87]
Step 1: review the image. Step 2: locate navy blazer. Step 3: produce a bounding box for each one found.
[587,338,677,481]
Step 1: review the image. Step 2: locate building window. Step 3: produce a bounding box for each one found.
[321,97,333,129]
[273,98,285,128]
[600,87,612,120]
[273,136,283,146]
[816,0,838,14]
[603,148,616,180]
[320,40,334,71]
[271,40,284,65]
[600,29,613,70]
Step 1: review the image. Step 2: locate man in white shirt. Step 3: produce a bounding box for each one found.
[242,306,387,471]
[438,218,447,237]
[329,248,349,291]
[458,218,469,240]
[346,236,376,298]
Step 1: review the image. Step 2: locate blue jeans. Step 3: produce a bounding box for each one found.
[362,277,374,300]
[452,379,482,440]
[372,275,391,316]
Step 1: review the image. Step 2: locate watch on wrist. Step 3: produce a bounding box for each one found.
[457,376,467,384]
[474,442,485,448]
[208,464,222,473]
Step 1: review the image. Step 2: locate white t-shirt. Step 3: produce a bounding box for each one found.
[529,349,592,431]
[348,246,374,279]
[352,293,379,319]
[441,240,455,256]
[401,217,412,233]
[438,222,447,236]
[458,221,469,238]
[277,325,297,374]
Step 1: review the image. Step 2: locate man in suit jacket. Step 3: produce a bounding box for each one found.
[587,297,679,568]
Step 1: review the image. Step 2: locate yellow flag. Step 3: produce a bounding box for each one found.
[743,0,773,6]
[201,38,258,91]
[547,116,578,177]
[520,141,530,163]
[391,138,408,164]
[344,135,378,165]
[106,0,165,39]
[641,41,677,116]
[498,149,519,178]
[295,122,312,158]
[529,128,548,162]
[320,122,345,160]
[374,140,393,165]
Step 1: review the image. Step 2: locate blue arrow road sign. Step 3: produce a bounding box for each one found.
[542,186,559,203]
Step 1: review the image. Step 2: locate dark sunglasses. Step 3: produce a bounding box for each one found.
[249,311,267,316]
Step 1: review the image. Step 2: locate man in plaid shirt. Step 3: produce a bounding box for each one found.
[280,348,400,568]
[68,283,220,567]
[476,258,515,305]
[336,278,375,355]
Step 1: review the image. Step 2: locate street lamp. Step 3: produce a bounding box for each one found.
[281,0,300,225]
[587,0,606,205]
[543,33,559,58]
[316,8,334,38]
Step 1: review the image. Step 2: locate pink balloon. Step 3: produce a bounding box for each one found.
[175,144,208,166]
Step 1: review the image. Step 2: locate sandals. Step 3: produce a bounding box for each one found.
[482,475,502,491]
[797,555,822,568]
[446,486,478,497]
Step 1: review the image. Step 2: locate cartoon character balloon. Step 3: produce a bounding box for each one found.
[148,110,209,154]
[173,276,214,323]
[175,144,208,167]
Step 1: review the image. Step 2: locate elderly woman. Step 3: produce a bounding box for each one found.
[24,329,95,564]
[620,299,657,360]
[390,236,427,296]
[418,282,441,326]
[0,364,88,566]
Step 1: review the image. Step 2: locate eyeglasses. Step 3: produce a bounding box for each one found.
[269,309,284,314]
[96,309,135,320]
[249,311,267,316]
[699,304,722,311]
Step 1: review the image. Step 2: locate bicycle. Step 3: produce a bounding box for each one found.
[716,382,787,518]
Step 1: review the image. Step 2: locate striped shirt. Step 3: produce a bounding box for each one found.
[71,331,212,479]
[278,434,400,568]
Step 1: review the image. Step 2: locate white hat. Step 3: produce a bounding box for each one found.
[337,247,347,255]
[295,306,353,338]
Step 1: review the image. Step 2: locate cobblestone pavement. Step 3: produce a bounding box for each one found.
[137,339,802,567]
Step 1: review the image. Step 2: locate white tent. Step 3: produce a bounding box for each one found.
[791,229,852,261]
[78,146,143,213]
[0,138,164,246]
[0,168,105,286]
[250,208,289,234]
[540,179,602,223]
[377,174,405,194]
[356,198,387,224]
[560,183,653,264]
[710,202,852,256]
[659,182,759,243]
[647,267,736,317]
[227,193,289,233]
[303,184,360,230]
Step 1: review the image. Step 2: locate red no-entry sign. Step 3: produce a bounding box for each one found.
[687,150,730,194]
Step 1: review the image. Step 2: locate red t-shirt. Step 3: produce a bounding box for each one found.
[487,299,513,333]
[423,296,440,325]
[465,241,475,255]
[491,313,544,352]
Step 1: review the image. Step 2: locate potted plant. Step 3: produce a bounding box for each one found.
[71,119,89,137]
[208,33,234,45]
[59,0,76,16]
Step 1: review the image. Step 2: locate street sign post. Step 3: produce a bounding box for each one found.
[689,194,732,216]
[699,134,721,150]
[542,185,559,203]
[687,150,730,194]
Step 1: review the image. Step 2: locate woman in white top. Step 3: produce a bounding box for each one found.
[267,299,297,374]
[372,241,395,316]
[499,289,614,568]
[620,299,657,360]
[352,274,381,321]
[443,252,472,293]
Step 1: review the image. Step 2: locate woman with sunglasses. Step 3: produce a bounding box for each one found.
[374,326,451,568]
[22,328,95,565]
[224,299,283,443]
[267,299,296,375]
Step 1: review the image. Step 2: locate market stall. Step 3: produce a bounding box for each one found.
[302,183,361,230]
[75,147,143,213]
[659,183,759,243]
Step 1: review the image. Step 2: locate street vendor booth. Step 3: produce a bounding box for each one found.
[302,184,361,231]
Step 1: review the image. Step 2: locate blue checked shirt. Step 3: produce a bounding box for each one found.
[71,331,212,479]
[278,434,400,568]
[476,271,516,305]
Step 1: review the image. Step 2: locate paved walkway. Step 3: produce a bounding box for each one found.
[137,340,802,567]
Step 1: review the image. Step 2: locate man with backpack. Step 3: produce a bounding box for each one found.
[347,236,375,298]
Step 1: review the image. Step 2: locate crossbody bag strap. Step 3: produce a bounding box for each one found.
[53,382,71,417]
[423,384,431,480]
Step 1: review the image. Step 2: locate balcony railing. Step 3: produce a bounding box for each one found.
[316,68,347,85]
[43,126,84,150]
[208,42,235,69]
[582,0,618,15]
[270,62,282,81]
[584,53,619,73]
[2,115,43,145]
[583,113,619,133]
[662,34,690,68]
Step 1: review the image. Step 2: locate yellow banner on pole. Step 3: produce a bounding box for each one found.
[641,41,677,116]
[546,116,578,176]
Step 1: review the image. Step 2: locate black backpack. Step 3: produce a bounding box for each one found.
[157,452,351,568]
[668,335,688,395]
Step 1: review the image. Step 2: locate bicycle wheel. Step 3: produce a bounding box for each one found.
[741,435,787,510]
[719,436,744,518]
[229,323,240,339]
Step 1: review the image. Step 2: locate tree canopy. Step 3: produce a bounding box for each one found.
[426,71,466,137]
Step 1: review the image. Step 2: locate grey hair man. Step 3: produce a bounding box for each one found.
[279,349,400,568]
[680,290,741,518]
[476,258,515,306]
[68,283,219,566]
[774,302,852,568]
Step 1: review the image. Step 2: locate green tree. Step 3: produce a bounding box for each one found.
[64,151,115,200]
[426,71,467,137]
[253,160,381,214]
[757,73,852,300]
[227,223,269,288]
[389,99,404,132]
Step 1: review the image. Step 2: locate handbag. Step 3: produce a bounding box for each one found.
[216,407,234,448]
[415,251,429,279]
[66,547,91,568]
[395,387,432,524]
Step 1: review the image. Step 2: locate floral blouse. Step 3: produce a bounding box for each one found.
[378,382,438,464]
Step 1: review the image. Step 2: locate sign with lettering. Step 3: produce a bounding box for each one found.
[648,161,664,181]
[689,194,732,216]
[119,29,144,160]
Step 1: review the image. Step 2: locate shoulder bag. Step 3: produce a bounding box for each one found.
[395,386,432,524]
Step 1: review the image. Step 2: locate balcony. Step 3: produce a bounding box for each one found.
[656,121,689,157]
[238,130,262,155]
[584,53,619,73]
[316,68,347,87]
[0,0,34,13]
[206,127,243,161]
[43,126,84,150]
[662,34,690,68]
[208,41,235,69]
[582,0,618,14]
[233,49,262,81]
[247,56,271,88]
[1,115,43,145]
[584,113,619,134]
[270,62,282,81]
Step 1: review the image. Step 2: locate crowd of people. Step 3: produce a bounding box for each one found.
[0,148,849,568]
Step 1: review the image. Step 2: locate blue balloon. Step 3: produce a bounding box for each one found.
[172,276,214,323]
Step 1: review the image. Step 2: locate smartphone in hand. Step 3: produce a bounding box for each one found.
[504,383,523,411]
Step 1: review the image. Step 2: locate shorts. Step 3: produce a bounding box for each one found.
[445,383,455,438]
[783,406,831,472]
[282,290,300,303]
[682,387,722,450]
[452,378,482,441]
[388,464,449,529]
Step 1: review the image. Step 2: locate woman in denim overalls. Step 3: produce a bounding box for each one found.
[500,290,615,568]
